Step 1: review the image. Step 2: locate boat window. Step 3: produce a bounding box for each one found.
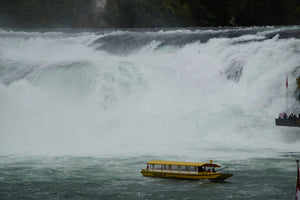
[155,165,162,170]
[179,166,187,171]
[189,166,196,171]
[166,165,172,170]
[170,165,178,170]
[150,164,154,169]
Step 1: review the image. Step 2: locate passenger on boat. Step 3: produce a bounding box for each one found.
[198,166,204,172]
[278,112,287,119]
[288,113,298,120]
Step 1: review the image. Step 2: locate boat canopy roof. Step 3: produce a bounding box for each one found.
[146,160,221,168]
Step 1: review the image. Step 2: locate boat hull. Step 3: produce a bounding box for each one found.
[275,118,300,127]
[141,169,233,180]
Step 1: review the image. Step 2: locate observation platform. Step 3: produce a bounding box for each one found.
[275,118,300,127]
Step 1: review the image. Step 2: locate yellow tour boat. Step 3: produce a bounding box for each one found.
[141,160,233,180]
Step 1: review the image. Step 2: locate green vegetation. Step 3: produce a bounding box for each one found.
[0,0,300,28]
[0,0,96,27]
[104,0,300,27]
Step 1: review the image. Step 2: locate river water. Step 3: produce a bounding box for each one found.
[0,26,300,199]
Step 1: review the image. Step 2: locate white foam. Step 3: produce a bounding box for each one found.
[0,28,300,159]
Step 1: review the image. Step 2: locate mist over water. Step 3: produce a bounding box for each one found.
[2,27,300,200]
[0,27,300,160]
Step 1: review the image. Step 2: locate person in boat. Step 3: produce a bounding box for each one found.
[288,113,298,120]
[198,166,204,172]
[279,112,287,119]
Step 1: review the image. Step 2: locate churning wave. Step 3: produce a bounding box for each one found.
[0,26,300,158]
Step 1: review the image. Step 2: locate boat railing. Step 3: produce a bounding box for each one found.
[216,167,230,174]
[145,168,223,175]
[145,168,198,174]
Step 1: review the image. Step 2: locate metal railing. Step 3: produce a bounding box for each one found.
[216,167,229,174]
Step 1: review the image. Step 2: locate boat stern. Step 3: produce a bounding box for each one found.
[214,173,233,180]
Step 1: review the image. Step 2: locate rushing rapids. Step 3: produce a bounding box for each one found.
[1,27,300,200]
[0,27,300,157]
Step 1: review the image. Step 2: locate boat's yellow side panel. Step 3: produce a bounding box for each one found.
[141,169,233,180]
[146,160,220,167]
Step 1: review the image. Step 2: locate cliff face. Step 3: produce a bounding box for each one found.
[102,0,300,27]
[0,0,107,28]
[0,0,299,28]
[92,0,107,27]
[94,0,106,13]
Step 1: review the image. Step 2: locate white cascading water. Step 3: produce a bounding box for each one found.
[0,27,300,161]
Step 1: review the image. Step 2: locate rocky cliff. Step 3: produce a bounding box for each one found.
[0,0,300,28]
